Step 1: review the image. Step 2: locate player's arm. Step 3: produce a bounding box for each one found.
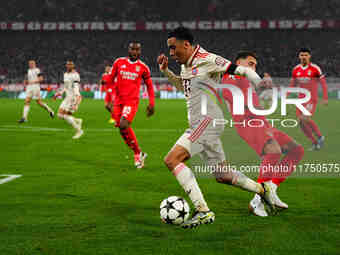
[105,59,119,84]
[143,67,155,117]
[53,86,65,99]
[314,66,328,105]
[37,73,44,83]
[157,54,183,91]
[319,76,328,105]
[226,64,264,88]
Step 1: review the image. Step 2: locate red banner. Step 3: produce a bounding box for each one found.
[1,20,340,31]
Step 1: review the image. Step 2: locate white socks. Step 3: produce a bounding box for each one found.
[232,171,263,194]
[58,114,79,130]
[23,105,30,119]
[40,102,53,113]
[173,163,209,212]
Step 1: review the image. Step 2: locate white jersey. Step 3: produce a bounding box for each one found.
[63,71,80,97]
[27,68,41,86]
[180,45,231,127]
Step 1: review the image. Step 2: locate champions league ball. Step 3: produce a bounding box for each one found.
[160,196,190,225]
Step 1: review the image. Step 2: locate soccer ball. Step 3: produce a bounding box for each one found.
[160,196,190,225]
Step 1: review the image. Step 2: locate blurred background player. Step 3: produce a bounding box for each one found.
[100,65,116,124]
[103,42,155,169]
[54,61,83,139]
[221,51,304,217]
[258,72,274,108]
[18,60,54,123]
[289,48,328,151]
[158,27,277,228]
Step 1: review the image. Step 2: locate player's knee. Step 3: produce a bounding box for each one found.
[215,172,233,184]
[164,154,176,170]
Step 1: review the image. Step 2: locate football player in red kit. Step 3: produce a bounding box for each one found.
[103,42,155,168]
[101,65,116,123]
[221,51,304,217]
[289,48,328,151]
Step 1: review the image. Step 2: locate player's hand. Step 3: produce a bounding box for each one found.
[53,93,60,100]
[321,99,328,106]
[146,105,155,117]
[157,54,168,71]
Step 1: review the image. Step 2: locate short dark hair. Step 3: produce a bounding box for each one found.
[298,48,311,54]
[235,51,258,62]
[168,27,194,44]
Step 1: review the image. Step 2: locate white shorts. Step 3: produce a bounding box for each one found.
[171,117,226,165]
[26,85,40,99]
[59,96,80,113]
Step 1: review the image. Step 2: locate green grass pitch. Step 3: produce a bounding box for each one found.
[0,98,339,255]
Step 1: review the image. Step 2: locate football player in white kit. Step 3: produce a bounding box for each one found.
[54,61,83,139]
[18,60,54,123]
[158,27,276,228]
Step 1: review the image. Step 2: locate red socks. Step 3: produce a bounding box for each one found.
[272,145,304,186]
[300,122,317,144]
[257,153,281,183]
[308,119,322,138]
[120,127,141,155]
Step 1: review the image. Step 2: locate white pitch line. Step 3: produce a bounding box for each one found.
[0,175,22,185]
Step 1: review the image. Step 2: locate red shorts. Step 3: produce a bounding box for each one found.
[296,100,317,117]
[112,100,139,126]
[104,89,116,104]
[234,113,292,156]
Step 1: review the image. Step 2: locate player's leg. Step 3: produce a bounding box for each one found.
[116,103,145,168]
[164,136,214,228]
[57,98,83,139]
[266,131,305,209]
[19,95,31,123]
[36,98,54,118]
[272,131,304,187]
[297,103,319,149]
[303,102,324,148]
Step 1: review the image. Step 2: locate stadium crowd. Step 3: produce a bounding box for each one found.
[1,0,340,21]
[0,30,339,83]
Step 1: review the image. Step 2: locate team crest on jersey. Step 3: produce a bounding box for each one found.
[136,66,141,72]
[297,72,301,76]
[121,64,126,68]
[308,70,312,75]
[192,67,198,75]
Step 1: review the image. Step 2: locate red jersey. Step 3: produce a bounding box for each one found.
[289,63,328,102]
[104,57,155,106]
[221,74,260,116]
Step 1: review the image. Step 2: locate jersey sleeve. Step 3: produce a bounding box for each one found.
[201,54,232,75]
[313,64,324,78]
[142,65,155,107]
[106,59,119,84]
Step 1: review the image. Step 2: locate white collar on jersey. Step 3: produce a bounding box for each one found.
[185,45,200,67]
[127,58,138,64]
[300,63,310,70]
